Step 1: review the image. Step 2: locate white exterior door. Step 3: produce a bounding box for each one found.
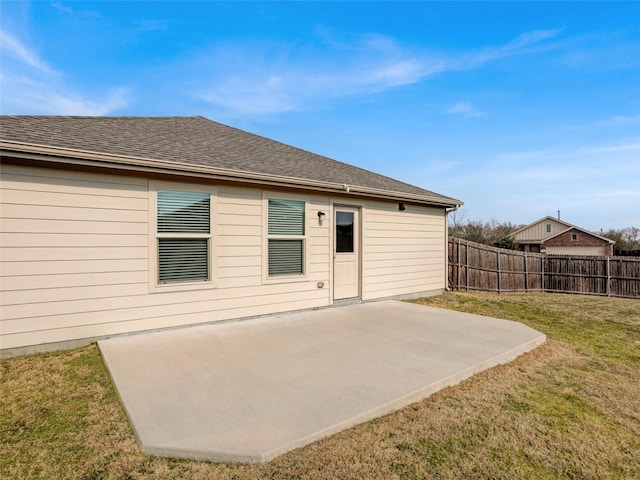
[333,206,360,300]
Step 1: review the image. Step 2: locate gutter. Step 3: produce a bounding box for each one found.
[0,140,462,208]
[445,204,461,215]
[443,204,462,291]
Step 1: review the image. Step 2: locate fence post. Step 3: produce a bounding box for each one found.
[457,238,461,291]
[466,241,469,291]
[542,256,545,292]
[497,248,501,293]
[524,252,529,292]
[606,256,611,297]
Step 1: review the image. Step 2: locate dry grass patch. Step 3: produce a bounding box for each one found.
[2,292,639,479]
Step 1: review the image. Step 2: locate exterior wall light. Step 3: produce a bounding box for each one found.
[399,203,406,211]
[318,211,326,222]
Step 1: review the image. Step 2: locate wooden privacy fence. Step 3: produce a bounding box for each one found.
[448,238,640,299]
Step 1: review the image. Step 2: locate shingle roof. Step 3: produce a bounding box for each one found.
[0,115,460,206]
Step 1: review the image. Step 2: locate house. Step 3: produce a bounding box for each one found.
[0,116,462,356]
[512,216,614,256]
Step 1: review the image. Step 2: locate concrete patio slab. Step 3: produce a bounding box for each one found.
[98,300,545,464]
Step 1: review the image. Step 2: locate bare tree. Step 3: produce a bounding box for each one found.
[602,227,640,255]
[448,207,468,239]
[449,215,639,256]
[448,213,523,250]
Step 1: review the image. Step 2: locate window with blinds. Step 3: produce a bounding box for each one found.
[268,198,305,276]
[157,190,211,284]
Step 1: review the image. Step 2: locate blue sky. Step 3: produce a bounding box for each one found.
[1,1,639,231]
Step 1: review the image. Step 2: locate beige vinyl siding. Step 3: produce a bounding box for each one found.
[308,227,331,282]
[1,164,445,353]
[215,187,262,289]
[361,201,445,300]
[1,165,149,349]
[514,218,568,242]
[1,165,331,351]
[1,164,149,298]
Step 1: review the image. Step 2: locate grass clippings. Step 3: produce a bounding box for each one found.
[2,292,639,479]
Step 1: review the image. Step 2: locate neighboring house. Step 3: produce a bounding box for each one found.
[0,116,462,356]
[512,216,614,256]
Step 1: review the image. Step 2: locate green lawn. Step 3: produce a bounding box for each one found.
[2,292,639,479]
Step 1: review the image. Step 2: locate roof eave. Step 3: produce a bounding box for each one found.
[545,226,616,245]
[0,140,462,208]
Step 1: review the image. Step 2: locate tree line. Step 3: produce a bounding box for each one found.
[448,209,640,256]
[600,227,640,256]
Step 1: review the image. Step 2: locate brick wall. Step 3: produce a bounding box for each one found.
[543,228,614,256]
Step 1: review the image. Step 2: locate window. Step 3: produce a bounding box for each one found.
[572,234,577,241]
[268,198,305,276]
[157,190,211,284]
[546,224,551,233]
[336,211,354,253]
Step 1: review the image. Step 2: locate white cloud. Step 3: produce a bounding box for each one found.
[579,142,640,154]
[193,34,436,115]
[567,115,640,130]
[403,137,640,229]
[447,101,485,117]
[0,29,128,115]
[1,72,129,115]
[39,88,129,116]
[0,30,54,75]
[1,24,563,117]
[372,59,426,87]
[51,1,73,14]
[132,19,169,32]
[440,28,563,71]
[493,141,640,183]
[502,29,563,52]
[200,76,295,116]
[194,28,560,116]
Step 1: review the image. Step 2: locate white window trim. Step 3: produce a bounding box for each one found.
[149,181,217,293]
[262,191,310,284]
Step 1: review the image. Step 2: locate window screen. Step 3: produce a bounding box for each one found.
[268,199,305,276]
[158,190,210,233]
[268,239,303,276]
[268,199,304,235]
[158,238,209,283]
[157,190,210,283]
